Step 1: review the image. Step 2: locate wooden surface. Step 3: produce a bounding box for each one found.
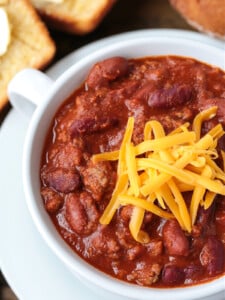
[0,0,194,299]
[0,0,193,126]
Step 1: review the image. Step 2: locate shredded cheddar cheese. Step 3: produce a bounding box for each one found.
[92,106,225,243]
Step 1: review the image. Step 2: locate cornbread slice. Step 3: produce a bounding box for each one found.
[169,0,225,39]
[31,0,116,34]
[0,0,55,110]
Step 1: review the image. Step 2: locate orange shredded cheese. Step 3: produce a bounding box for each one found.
[92,106,225,243]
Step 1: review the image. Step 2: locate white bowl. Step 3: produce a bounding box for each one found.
[8,34,225,300]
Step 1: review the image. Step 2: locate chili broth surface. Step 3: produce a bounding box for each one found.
[40,56,225,287]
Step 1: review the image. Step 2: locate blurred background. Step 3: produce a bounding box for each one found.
[0,0,193,126]
[0,0,217,299]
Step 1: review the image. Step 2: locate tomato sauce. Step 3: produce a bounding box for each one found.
[40,56,225,287]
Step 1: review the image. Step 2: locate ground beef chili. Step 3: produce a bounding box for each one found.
[40,55,225,287]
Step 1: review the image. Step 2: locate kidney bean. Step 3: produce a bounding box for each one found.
[86,57,129,89]
[41,187,64,214]
[197,205,214,226]
[192,205,215,237]
[65,193,87,234]
[70,117,118,137]
[162,265,185,285]
[162,220,189,256]
[133,83,157,102]
[42,167,80,194]
[200,236,225,275]
[218,134,225,151]
[148,84,192,108]
[65,192,100,235]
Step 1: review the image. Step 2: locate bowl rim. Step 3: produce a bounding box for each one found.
[23,34,225,300]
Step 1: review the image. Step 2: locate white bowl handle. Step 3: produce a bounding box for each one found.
[8,68,54,118]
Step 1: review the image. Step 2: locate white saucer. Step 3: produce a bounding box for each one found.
[0,29,225,300]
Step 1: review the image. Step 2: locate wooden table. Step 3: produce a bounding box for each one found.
[0,0,194,299]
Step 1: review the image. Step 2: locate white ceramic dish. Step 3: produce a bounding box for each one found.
[1,29,225,300]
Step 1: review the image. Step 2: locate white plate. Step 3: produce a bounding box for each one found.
[0,29,225,300]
